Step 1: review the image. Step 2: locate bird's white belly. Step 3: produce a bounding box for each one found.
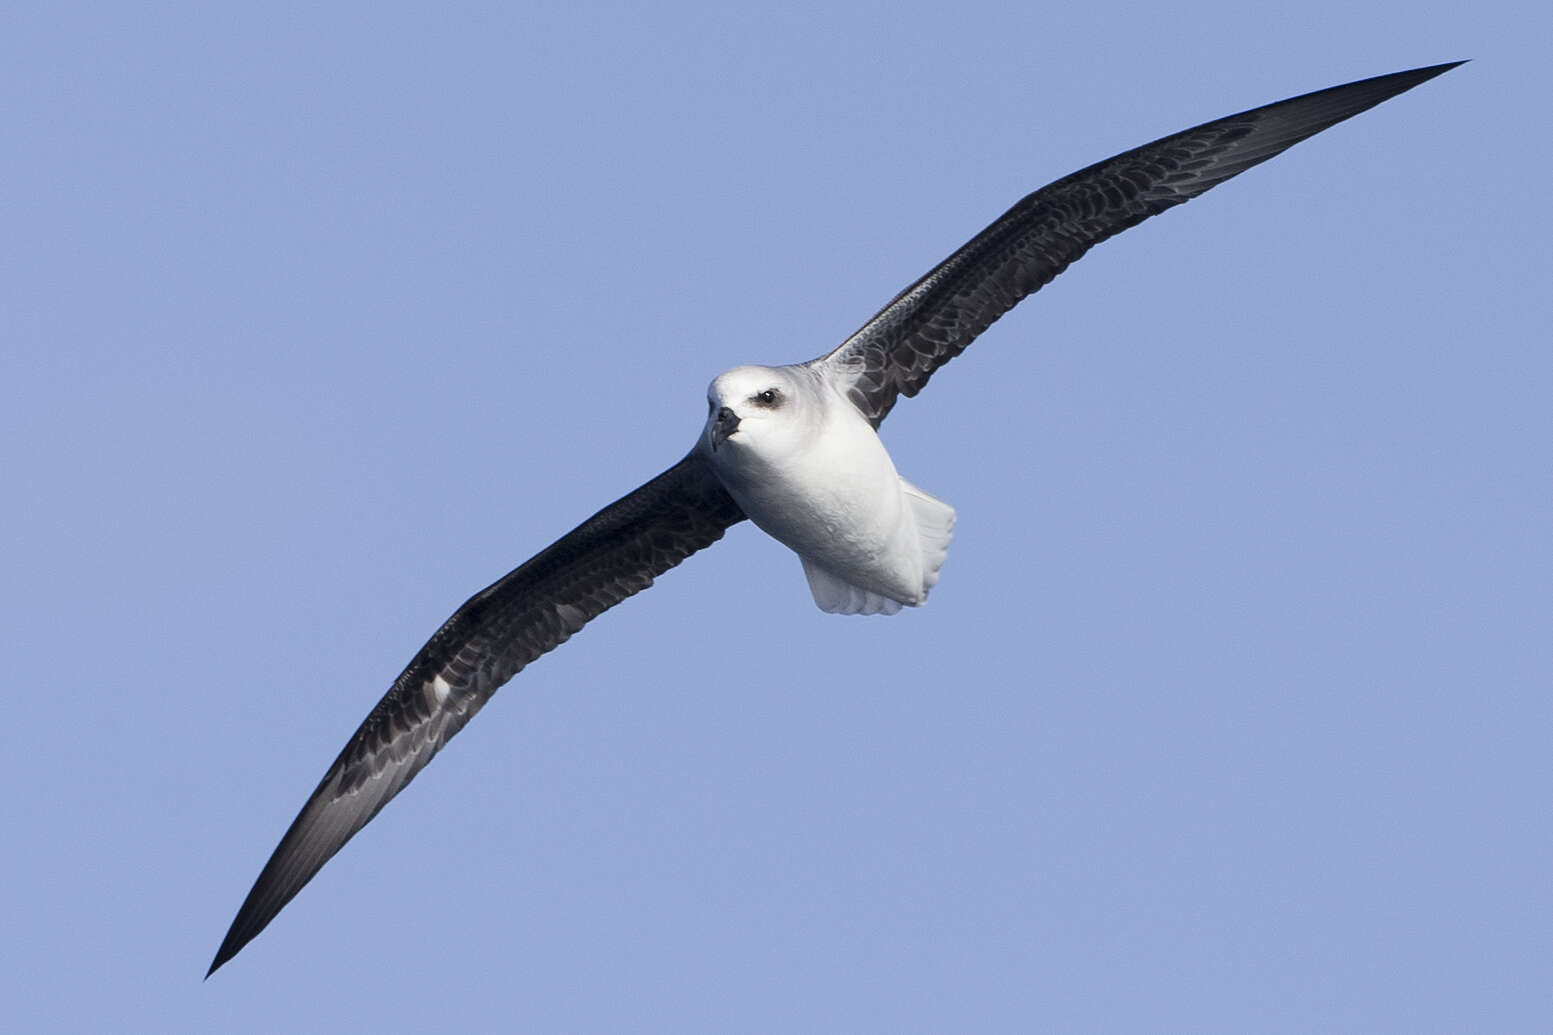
[722,416,924,604]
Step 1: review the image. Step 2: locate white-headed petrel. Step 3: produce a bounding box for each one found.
[210,62,1461,974]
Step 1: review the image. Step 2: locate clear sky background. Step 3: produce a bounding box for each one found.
[4,3,1548,1032]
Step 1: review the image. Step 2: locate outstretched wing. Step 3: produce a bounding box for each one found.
[209,452,744,975]
[810,62,1461,427]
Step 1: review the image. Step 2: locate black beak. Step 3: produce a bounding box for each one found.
[710,406,740,452]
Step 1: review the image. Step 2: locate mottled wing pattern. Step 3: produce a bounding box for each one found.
[812,62,1461,427]
[209,453,744,974]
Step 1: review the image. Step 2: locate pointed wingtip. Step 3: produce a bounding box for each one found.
[1352,60,1466,97]
[1387,61,1466,97]
[206,925,248,979]
[1358,60,1466,94]
[1409,60,1468,83]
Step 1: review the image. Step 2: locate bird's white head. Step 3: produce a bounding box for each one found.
[702,364,817,466]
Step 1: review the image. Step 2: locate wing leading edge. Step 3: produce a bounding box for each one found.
[812,62,1462,426]
[209,453,743,975]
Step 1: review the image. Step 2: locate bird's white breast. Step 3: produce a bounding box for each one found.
[708,373,930,606]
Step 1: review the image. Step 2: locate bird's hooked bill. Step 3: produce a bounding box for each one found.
[710,407,740,451]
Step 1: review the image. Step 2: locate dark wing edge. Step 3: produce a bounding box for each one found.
[208,451,744,976]
[810,61,1463,427]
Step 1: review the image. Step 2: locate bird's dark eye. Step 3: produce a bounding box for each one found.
[754,388,780,407]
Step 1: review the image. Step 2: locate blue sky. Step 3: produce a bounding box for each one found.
[4,2,1549,1031]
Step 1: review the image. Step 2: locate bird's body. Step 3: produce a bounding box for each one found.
[209,62,1462,975]
[704,364,954,614]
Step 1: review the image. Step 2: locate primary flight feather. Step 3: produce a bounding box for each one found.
[210,61,1460,975]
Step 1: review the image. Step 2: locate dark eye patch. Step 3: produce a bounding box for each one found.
[752,388,782,407]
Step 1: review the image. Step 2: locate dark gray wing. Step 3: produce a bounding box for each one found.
[810,62,1461,427]
[209,452,744,975]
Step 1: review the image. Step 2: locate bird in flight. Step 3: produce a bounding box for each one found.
[209,62,1461,975]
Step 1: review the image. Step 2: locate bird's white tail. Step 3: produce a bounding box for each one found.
[902,478,955,595]
[801,477,955,615]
